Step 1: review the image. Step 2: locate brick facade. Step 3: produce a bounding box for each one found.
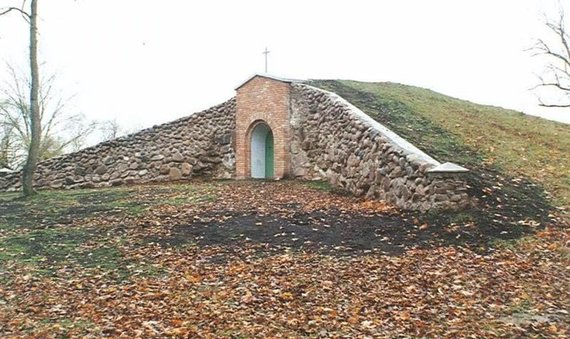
[235,75,292,179]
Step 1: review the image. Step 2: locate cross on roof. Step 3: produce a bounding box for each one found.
[263,47,270,73]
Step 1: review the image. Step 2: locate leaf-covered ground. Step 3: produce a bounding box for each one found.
[0,181,568,338]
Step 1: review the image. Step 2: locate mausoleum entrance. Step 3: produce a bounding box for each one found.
[235,74,293,179]
[249,122,274,179]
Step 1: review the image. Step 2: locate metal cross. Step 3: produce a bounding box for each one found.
[263,47,270,73]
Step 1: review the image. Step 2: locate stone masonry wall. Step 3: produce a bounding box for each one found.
[0,76,470,211]
[290,84,470,211]
[0,99,236,191]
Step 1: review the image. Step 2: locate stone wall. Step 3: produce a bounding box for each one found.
[0,76,471,211]
[0,99,236,192]
[289,84,470,211]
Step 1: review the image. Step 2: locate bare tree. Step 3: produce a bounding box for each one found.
[531,7,570,108]
[99,119,124,142]
[1,0,40,196]
[0,65,96,170]
[0,115,16,170]
[98,119,146,142]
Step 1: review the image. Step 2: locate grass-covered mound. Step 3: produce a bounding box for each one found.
[310,80,570,205]
[310,80,569,233]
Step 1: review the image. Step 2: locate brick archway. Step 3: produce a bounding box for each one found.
[245,120,274,178]
[235,75,292,179]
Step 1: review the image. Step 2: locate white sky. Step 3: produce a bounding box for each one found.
[0,0,569,131]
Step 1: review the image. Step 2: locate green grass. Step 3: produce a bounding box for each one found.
[0,192,19,202]
[0,184,217,233]
[0,226,122,270]
[26,318,102,337]
[157,183,217,205]
[0,188,134,231]
[488,237,525,251]
[161,192,217,206]
[0,222,167,281]
[304,180,333,192]
[0,183,217,280]
[103,199,148,215]
[310,80,570,207]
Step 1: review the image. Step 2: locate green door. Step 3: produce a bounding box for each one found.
[265,131,274,178]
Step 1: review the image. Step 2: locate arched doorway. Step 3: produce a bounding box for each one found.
[250,122,274,178]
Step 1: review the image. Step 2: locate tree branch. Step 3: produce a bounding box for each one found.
[538,97,570,108]
[534,39,570,68]
[556,8,570,60]
[532,82,570,92]
[539,103,570,107]
[530,6,570,109]
[0,7,30,19]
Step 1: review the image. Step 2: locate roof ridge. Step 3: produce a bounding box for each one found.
[235,73,304,90]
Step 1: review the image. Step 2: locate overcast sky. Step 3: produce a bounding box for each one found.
[0,0,569,132]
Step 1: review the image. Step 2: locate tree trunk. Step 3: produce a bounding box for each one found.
[22,0,40,196]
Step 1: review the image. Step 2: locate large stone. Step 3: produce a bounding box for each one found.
[181,163,193,176]
[202,156,222,164]
[151,154,165,161]
[389,166,403,178]
[365,184,377,199]
[94,165,107,175]
[400,185,411,200]
[193,162,207,171]
[103,156,115,165]
[110,179,124,186]
[77,182,94,189]
[117,163,129,173]
[159,164,170,175]
[172,152,184,162]
[74,165,86,176]
[169,168,182,181]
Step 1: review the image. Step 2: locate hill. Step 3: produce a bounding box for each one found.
[310,80,570,212]
[309,80,570,206]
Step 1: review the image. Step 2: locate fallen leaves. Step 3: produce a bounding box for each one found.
[240,289,256,304]
[1,237,570,337]
[0,181,568,337]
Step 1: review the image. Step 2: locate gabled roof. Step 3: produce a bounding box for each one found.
[235,73,303,90]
